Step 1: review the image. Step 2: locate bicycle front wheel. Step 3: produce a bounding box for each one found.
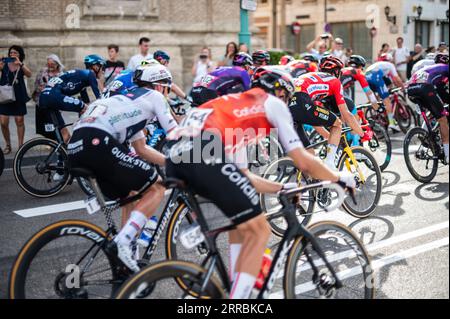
[366,123,392,171]
[403,127,439,183]
[9,220,119,299]
[114,260,225,299]
[284,221,374,299]
[13,138,70,197]
[338,146,382,218]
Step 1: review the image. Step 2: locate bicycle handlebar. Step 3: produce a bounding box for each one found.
[389,87,403,94]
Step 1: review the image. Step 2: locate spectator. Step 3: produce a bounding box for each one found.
[407,43,425,79]
[426,46,436,54]
[192,47,215,85]
[438,42,448,53]
[344,47,353,66]
[218,42,238,67]
[32,54,64,139]
[307,34,331,60]
[393,37,410,81]
[104,44,125,86]
[127,37,153,71]
[0,45,32,154]
[378,43,391,60]
[239,43,250,53]
[331,37,347,64]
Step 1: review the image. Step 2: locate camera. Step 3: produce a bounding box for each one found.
[1,57,15,63]
[199,54,208,60]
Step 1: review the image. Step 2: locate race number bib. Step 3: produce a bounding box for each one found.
[168,108,214,140]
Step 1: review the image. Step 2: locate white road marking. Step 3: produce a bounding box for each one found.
[13,189,173,218]
[270,236,449,298]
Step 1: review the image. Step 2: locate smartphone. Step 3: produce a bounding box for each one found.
[2,57,16,63]
[199,55,208,60]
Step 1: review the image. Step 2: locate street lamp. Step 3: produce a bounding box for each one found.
[407,5,423,24]
[437,9,449,26]
[384,6,397,25]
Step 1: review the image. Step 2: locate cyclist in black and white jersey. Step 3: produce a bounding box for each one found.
[68,64,177,272]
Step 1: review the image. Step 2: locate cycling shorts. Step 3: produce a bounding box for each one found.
[166,134,262,226]
[189,86,219,107]
[289,92,338,128]
[407,83,447,119]
[67,128,158,200]
[39,88,84,126]
[366,70,390,99]
[326,96,356,116]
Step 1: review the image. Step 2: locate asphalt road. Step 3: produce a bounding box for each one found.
[0,130,448,299]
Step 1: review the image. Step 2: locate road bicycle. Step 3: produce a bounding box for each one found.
[114,179,374,299]
[366,87,418,134]
[8,167,201,299]
[403,104,449,183]
[13,110,93,198]
[261,126,382,236]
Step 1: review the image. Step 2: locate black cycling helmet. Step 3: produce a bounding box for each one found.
[233,52,254,68]
[84,54,106,69]
[348,55,367,68]
[435,53,449,65]
[252,66,295,102]
[301,53,319,64]
[319,56,345,78]
[252,50,271,66]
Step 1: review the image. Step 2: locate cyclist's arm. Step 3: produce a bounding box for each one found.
[392,75,404,89]
[171,83,187,99]
[151,92,178,134]
[339,102,364,136]
[356,72,379,109]
[131,137,166,167]
[241,168,283,194]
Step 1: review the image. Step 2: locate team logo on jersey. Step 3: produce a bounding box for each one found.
[307,84,329,95]
[233,105,265,118]
[200,75,216,86]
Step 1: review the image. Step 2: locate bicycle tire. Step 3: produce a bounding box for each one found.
[284,221,374,299]
[368,123,392,171]
[403,127,439,183]
[9,220,119,299]
[338,146,382,218]
[395,100,415,134]
[114,260,225,299]
[76,177,96,197]
[13,138,70,198]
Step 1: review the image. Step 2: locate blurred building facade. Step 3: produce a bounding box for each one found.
[254,0,449,61]
[0,0,263,90]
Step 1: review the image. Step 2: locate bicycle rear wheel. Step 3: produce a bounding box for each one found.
[395,101,415,134]
[114,260,225,299]
[9,220,120,299]
[284,221,374,299]
[365,123,392,171]
[13,138,70,198]
[338,147,382,218]
[403,127,439,183]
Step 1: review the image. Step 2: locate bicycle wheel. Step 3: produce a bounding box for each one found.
[0,148,4,177]
[395,101,415,134]
[260,158,314,236]
[114,260,225,299]
[9,220,121,299]
[76,177,96,197]
[338,146,382,218]
[248,134,284,176]
[284,221,374,299]
[403,127,439,183]
[365,123,392,171]
[13,138,70,197]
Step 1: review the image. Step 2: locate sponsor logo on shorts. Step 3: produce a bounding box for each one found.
[111,147,152,171]
[221,164,259,206]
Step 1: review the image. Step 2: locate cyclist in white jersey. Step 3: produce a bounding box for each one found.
[411,53,436,76]
[68,64,177,272]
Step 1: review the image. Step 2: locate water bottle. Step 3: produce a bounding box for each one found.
[137,216,158,248]
[255,248,273,290]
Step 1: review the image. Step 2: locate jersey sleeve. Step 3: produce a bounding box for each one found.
[356,70,370,91]
[387,63,399,78]
[264,95,303,153]
[88,71,101,99]
[148,91,178,133]
[331,79,346,105]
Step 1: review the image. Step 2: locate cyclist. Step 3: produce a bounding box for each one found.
[365,53,405,132]
[39,54,105,142]
[301,53,320,64]
[407,53,449,163]
[279,55,295,66]
[287,58,319,78]
[165,67,356,299]
[67,64,178,272]
[411,52,436,75]
[153,50,188,100]
[189,52,253,106]
[252,50,271,68]
[288,56,370,168]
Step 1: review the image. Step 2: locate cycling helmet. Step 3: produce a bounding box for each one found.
[301,53,319,64]
[435,53,449,65]
[252,66,295,102]
[84,54,106,69]
[348,55,367,68]
[133,64,172,88]
[153,50,171,65]
[252,50,271,66]
[425,53,436,60]
[233,52,254,68]
[319,56,345,78]
[379,53,393,62]
[279,55,295,66]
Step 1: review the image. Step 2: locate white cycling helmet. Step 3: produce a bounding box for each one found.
[133,64,172,87]
[425,52,436,60]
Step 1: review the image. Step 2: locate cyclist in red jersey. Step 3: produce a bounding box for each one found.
[289,56,370,169]
[166,67,357,299]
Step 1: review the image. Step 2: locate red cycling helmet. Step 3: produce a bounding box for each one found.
[319,56,345,78]
[279,55,295,66]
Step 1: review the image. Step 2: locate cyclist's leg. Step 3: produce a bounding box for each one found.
[344,97,360,146]
[321,99,342,169]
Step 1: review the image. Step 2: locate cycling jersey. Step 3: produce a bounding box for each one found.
[190,66,251,106]
[340,67,370,92]
[74,87,177,144]
[411,60,435,76]
[102,69,136,98]
[294,72,346,106]
[408,64,449,87]
[288,60,318,78]
[168,88,302,168]
[366,61,399,79]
